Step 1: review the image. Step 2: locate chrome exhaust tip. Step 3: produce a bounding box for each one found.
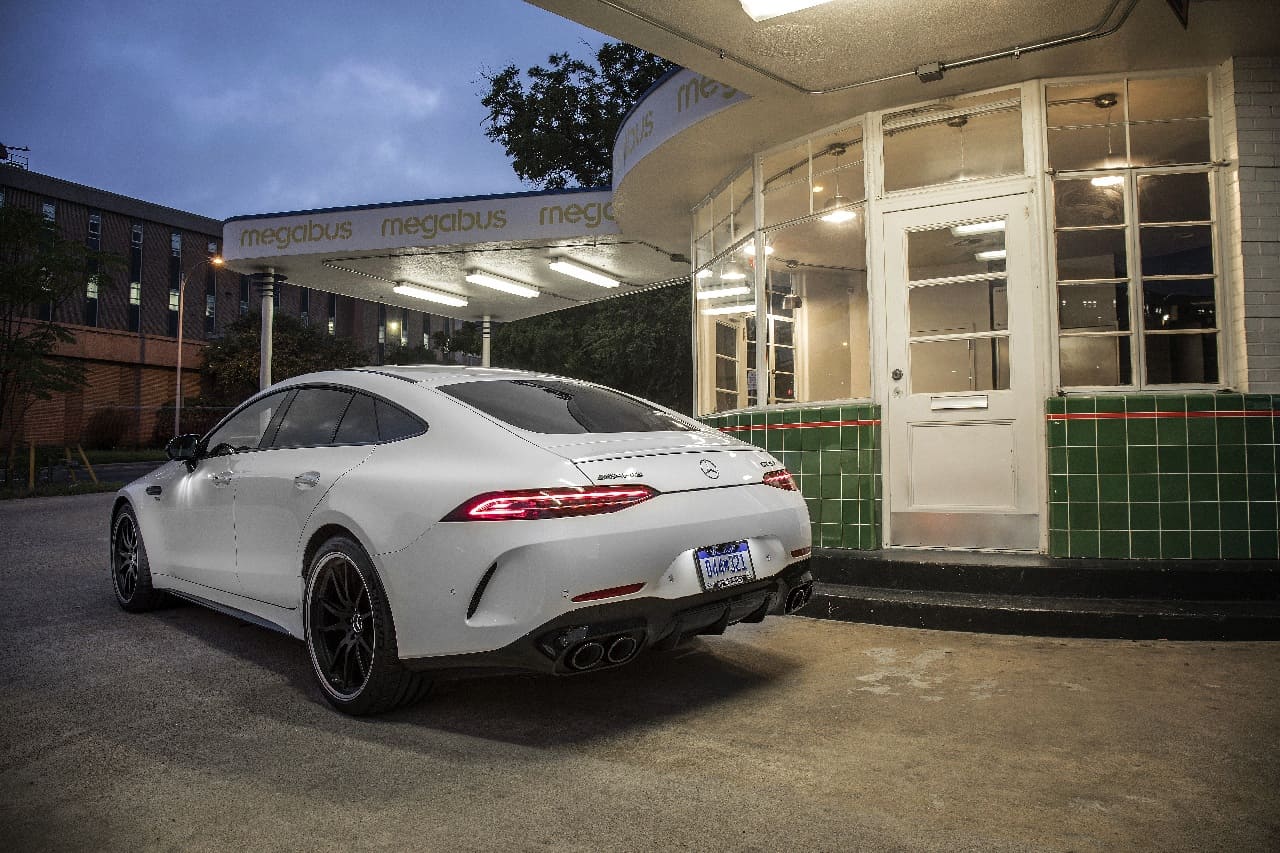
[605,635,639,664]
[568,641,605,671]
[784,583,813,614]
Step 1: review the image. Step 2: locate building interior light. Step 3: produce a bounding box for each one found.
[393,282,468,308]
[951,220,1006,236]
[696,285,751,301]
[1091,175,1125,187]
[701,303,756,316]
[695,268,713,279]
[549,259,619,288]
[974,249,1007,261]
[720,261,749,281]
[465,270,539,298]
[820,197,856,223]
[739,0,834,22]
[743,242,774,256]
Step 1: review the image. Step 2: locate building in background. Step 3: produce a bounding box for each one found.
[0,168,456,449]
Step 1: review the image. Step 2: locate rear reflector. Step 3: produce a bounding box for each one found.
[571,582,645,603]
[762,469,798,491]
[442,485,658,521]
[791,547,812,558]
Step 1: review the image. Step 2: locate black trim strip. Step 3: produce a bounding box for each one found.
[467,562,501,620]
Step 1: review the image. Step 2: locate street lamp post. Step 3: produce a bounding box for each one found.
[174,256,223,438]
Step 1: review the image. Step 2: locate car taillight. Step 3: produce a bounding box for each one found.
[762,469,797,491]
[441,485,659,521]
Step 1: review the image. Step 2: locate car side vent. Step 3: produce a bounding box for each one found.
[466,562,500,619]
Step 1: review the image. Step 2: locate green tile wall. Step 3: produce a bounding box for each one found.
[702,404,882,550]
[1047,394,1279,559]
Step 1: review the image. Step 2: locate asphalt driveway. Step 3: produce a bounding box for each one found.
[2,493,1278,851]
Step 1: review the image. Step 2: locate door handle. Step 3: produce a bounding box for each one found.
[210,471,233,487]
[293,471,321,489]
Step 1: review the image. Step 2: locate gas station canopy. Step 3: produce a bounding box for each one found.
[222,187,690,323]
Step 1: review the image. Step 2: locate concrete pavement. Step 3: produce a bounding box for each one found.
[2,493,1278,851]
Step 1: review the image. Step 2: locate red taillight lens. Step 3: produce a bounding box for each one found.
[762,469,798,491]
[442,485,659,521]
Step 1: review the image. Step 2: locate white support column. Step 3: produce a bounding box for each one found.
[481,314,492,367]
[259,268,274,390]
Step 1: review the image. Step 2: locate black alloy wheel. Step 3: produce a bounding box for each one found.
[304,536,430,715]
[110,505,166,612]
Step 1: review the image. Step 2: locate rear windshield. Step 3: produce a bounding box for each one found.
[439,379,702,434]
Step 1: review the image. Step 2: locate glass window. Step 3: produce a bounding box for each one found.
[440,380,701,434]
[334,393,379,444]
[375,399,426,442]
[170,232,182,256]
[692,163,754,268]
[272,388,353,448]
[762,128,863,228]
[205,392,289,455]
[42,201,56,221]
[131,223,143,247]
[883,89,1023,192]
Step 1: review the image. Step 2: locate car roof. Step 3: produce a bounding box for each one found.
[273,364,571,391]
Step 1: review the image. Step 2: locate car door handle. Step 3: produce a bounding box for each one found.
[293,471,321,489]
[210,471,234,487]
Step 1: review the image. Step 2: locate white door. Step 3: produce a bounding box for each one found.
[882,194,1042,550]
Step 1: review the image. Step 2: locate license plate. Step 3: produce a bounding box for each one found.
[695,540,756,591]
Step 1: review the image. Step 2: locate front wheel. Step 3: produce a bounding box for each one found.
[304,536,430,715]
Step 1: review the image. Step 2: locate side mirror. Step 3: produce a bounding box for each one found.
[166,434,203,464]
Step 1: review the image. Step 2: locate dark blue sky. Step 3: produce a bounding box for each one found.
[2,0,608,219]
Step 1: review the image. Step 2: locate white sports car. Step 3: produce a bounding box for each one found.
[111,366,813,714]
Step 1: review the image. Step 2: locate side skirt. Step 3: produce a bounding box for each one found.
[167,589,297,638]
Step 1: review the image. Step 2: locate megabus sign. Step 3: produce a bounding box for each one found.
[612,68,750,187]
[224,190,618,261]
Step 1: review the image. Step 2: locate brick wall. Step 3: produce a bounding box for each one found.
[1222,57,1280,393]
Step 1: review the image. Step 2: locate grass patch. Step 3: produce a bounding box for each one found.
[0,481,125,500]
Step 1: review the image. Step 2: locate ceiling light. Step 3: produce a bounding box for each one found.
[696,286,751,301]
[701,304,756,316]
[951,220,1006,236]
[812,185,824,193]
[974,249,1007,261]
[820,196,856,223]
[465,270,539,298]
[739,0,834,22]
[393,283,468,308]
[742,243,774,256]
[549,259,619,288]
[720,261,749,281]
[1091,175,1125,187]
[695,268,713,279]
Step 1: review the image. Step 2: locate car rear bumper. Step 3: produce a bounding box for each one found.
[399,559,813,677]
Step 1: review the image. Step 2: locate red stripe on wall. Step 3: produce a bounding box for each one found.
[1047,410,1280,421]
[718,418,882,433]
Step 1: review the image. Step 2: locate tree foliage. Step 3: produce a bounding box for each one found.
[481,42,691,411]
[200,313,368,406]
[0,205,97,458]
[481,42,674,189]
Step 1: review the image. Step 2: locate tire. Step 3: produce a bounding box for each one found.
[304,535,431,716]
[111,504,168,612]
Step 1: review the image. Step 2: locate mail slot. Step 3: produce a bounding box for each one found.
[930,394,989,410]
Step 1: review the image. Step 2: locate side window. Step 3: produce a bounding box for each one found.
[375,399,426,442]
[272,388,354,448]
[205,392,289,456]
[334,393,379,444]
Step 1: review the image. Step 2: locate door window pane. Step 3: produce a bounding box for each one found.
[272,388,353,448]
[910,338,1009,393]
[910,280,1007,336]
[1137,172,1211,223]
[909,220,1006,280]
[205,392,288,455]
[1145,333,1218,384]
[1060,336,1132,386]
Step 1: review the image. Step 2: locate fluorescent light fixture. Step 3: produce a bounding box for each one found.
[742,243,774,256]
[974,249,1007,261]
[951,220,1006,236]
[393,282,468,308]
[549,259,619,288]
[740,0,834,22]
[767,314,794,323]
[696,286,751,301]
[465,270,539,298]
[720,261,749,281]
[700,303,756,316]
[1091,175,1125,187]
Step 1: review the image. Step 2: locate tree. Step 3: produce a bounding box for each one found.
[0,205,97,469]
[200,313,368,407]
[481,42,674,189]
[481,43,692,412]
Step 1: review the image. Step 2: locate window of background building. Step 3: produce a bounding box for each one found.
[240,275,250,316]
[42,201,55,221]
[128,222,143,332]
[168,232,182,337]
[328,293,337,335]
[377,305,386,363]
[883,89,1024,193]
[84,211,102,327]
[1047,74,1218,387]
[299,288,310,327]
